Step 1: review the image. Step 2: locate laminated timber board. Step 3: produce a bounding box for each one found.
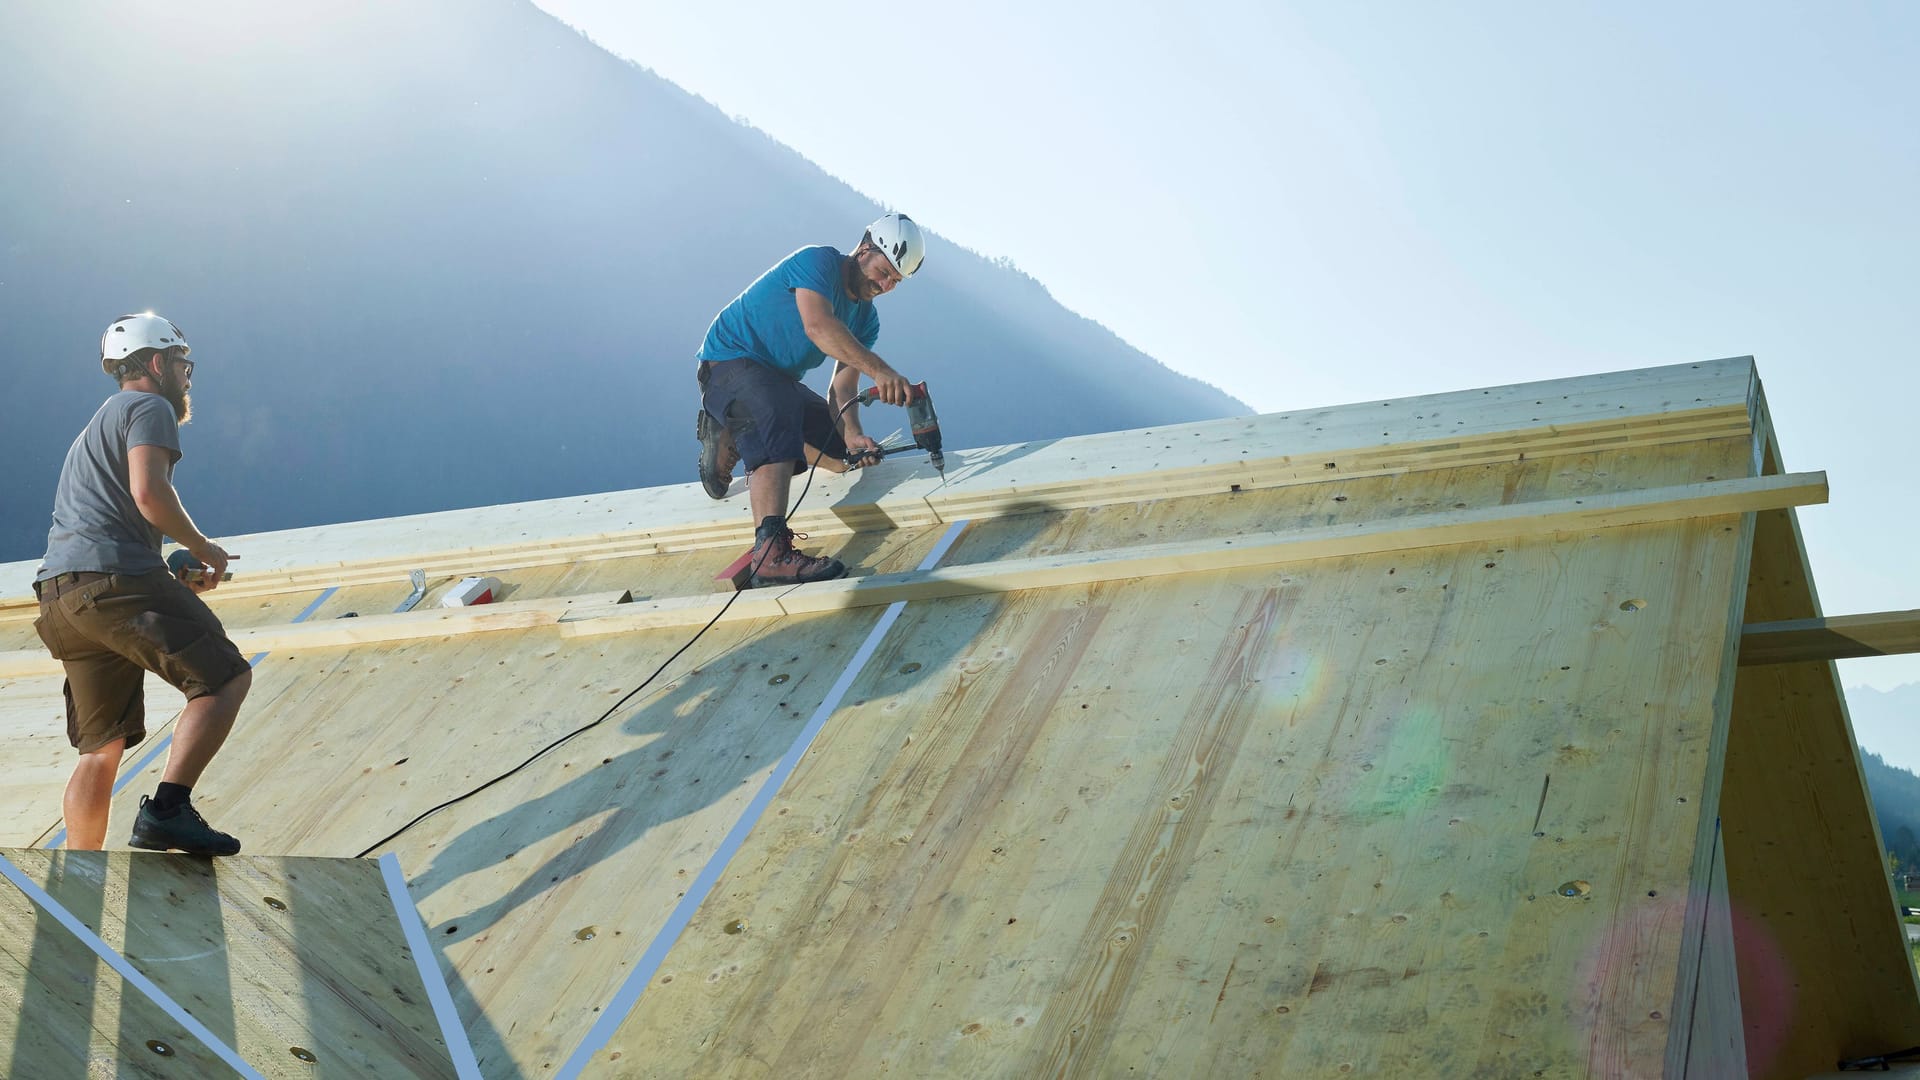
[1739,608,1920,665]
[0,471,1823,677]
[1719,425,1920,1077]
[46,532,953,1077]
[0,536,941,849]
[0,863,235,1077]
[555,472,1822,638]
[0,591,633,680]
[0,435,1776,1076]
[0,357,1757,612]
[1,352,1861,1078]
[0,671,82,845]
[0,849,459,1078]
[0,668,196,849]
[593,516,1754,1077]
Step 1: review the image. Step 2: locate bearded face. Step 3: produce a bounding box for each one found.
[155,351,193,424]
[843,244,903,302]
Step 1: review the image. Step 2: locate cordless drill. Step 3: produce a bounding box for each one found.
[849,381,944,477]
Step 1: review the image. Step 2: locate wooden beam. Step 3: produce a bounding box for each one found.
[0,358,1758,612]
[0,589,632,678]
[1738,609,1920,665]
[563,472,1826,637]
[0,473,1822,663]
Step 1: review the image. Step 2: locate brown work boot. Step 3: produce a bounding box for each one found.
[747,516,846,587]
[697,409,740,499]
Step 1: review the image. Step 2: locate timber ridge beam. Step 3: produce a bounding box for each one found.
[0,357,1757,615]
[562,470,1824,637]
[1739,609,1920,665]
[0,471,1825,676]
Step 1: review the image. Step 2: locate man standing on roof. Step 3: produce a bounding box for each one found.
[32,313,252,855]
[695,213,926,587]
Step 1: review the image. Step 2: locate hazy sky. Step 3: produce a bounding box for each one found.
[533,0,1917,692]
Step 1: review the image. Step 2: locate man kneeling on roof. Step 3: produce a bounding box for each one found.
[695,213,926,587]
[32,314,251,855]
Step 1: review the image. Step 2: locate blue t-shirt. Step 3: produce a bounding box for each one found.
[697,245,880,379]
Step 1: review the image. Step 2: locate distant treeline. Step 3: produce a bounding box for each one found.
[1864,750,1920,877]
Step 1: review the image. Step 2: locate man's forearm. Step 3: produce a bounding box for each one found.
[811,321,896,383]
[829,363,865,437]
[135,487,209,551]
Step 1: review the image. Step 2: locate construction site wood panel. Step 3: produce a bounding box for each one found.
[0,669,197,848]
[573,433,1756,1076]
[0,864,237,1077]
[596,514,1749,1077]
[0,672,82,845]
[1,849,459,1078]
[1721,486,1920,1076]
[10,366,1895,1078]
[45,536,944,1076]
[0,432,1781,1068]
[0,621,44,650]
[1739,608,1920,665]
[1683,822,1748,1078]
[0,357,1755,609]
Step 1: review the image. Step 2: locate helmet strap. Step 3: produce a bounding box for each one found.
[105,348,157,384]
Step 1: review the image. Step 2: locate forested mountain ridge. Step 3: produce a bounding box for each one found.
[0,0,1243,561]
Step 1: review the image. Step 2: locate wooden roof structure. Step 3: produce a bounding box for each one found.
[1,356,1916,1077]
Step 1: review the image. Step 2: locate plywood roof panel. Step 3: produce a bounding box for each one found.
[4,358,1910,1076]
[0,849,460,1077]
[595,515,1749,1076]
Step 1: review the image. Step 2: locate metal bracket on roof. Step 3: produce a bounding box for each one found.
[394,570,427,613]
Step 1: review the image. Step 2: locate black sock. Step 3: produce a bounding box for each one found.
[152,782,192,814]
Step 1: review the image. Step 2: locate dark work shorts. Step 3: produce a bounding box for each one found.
[33,568,252,754]
[700,358,847,473]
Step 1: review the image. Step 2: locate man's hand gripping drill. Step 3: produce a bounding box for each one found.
[842,381,945,479]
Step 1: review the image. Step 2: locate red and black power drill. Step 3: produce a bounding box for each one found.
[847,381,944,478]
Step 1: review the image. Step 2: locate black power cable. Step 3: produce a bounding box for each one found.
[1838,1045,1920,1070]
[353,396,872,859]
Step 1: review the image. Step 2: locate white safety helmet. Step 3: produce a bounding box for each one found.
[864,213,925,278]
[101,313,189,376]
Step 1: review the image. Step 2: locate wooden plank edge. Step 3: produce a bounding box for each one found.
[1664,509,1759,1075]
[0,403,1753,614]
[556,589,787,637]
[0,474,1825,658]
[0,590,634,677]
[1738,609,1920,665]
[568,472,1826,636]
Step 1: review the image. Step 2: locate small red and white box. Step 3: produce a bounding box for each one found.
[441,576,502,607]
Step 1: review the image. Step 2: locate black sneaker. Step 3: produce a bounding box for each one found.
[697,409,739,500]
[746,516,846,588]
[129,795,242,856]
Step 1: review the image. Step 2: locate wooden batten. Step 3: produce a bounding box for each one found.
[559,470,1826,637]
[1739,609,1920,665]
[0,357,1757,612]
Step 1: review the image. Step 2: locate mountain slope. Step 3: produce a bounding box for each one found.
[1853,683,1920,773]
[0,0,1243,560]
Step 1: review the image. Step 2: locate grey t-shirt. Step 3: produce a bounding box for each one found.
[38,391,182,579]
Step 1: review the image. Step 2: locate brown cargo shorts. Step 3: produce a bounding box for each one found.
[32,568,252,754]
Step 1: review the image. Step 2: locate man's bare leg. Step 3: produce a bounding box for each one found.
[748,462,796,525]
[64,737,127,850]
[162,667,251,788]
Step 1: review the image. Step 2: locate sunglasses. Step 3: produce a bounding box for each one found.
[168,356,195,378]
